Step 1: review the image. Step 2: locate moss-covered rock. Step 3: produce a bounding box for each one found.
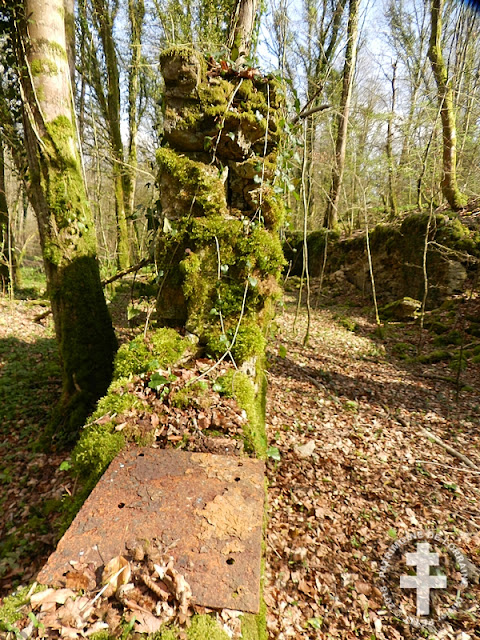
[114,328,191,379]
[379,297,421,321]
[285,212,479,309]
[218,369,267,457]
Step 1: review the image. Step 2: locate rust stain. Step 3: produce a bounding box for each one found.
[37,447,265,613]
[199,491,261,541]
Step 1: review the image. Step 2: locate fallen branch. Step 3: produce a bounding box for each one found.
[415,459,480,475]
[33,258,151,323]
[420,427,477,470]
[101,258,150,286]
[383,405,478,470]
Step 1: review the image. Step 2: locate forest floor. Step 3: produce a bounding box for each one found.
[1,271,479,639]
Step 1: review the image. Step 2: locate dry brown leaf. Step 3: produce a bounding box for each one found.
[30,588,77,608]
[354,581,372,596]
[131,610,163,634]
[101,555,131,597]
[56,595,93,628]
[65,565,97,592]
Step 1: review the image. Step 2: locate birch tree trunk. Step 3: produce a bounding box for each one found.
[17,0,117,445]
[324,0,359,229]
[428,0,467,210]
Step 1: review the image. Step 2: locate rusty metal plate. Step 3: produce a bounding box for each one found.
[37,447,265,613]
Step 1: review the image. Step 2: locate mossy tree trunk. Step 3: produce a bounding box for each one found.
[324,0,359,229]
[428,0,467,211]
[17,0,118,445]
[154,50,284,638]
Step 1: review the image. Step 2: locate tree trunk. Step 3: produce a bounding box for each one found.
[0,139,16,290]
[91,0,131,269]
[228,0,258,62]
[18,0,117,446]
[126,0,145,257]
[386,60,398,218]
[428,0,467,210]
[324,0,359,229]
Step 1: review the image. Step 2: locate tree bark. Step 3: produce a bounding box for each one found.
[17,0,117,446]
[428,0,467,210]
[227,0,258,62]
[126,0,145,255]
[324,0,359,229]
[386,60,398,218]
[90,0,131,269]
[0,138,16,290]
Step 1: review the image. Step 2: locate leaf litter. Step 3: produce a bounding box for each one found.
[264,283,480,639]
[2,281,480,639]
[4,539,243,638]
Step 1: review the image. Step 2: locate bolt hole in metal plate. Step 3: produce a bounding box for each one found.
[37,447,265,613]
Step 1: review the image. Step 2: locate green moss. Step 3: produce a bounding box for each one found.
[208,323,266,364]
[450,351,468,371]
[240,227,286,275]
[0,585,47,631]
[467,323,480,338]
[190,215,243,244]
[199,81,231,107]
[334,314,358,332]
[392,342,414,359]
[416,349,453,364]
[187,615,229,639]
[425,319,449,334]
[31,58,58,76]
[114,336,151,379]
[240,608,267,640]
[93,388,145,419]
[150,328,191,366]
[259,187,285,230]
[157,148,227,217]
[34,37,68,60]
[180,249,217,333]
[159,46,206,74]
[114,329,190,379]
[148,615,229,639]
[170,382,212,409]
[433,329,463,347]
[218,369,266,457]
[71,422,125,480]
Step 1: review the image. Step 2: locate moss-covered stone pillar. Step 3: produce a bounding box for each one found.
[156,48,285,382]
[153,47,285,640]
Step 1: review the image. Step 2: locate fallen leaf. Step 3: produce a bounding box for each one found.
[102,556,131,597]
